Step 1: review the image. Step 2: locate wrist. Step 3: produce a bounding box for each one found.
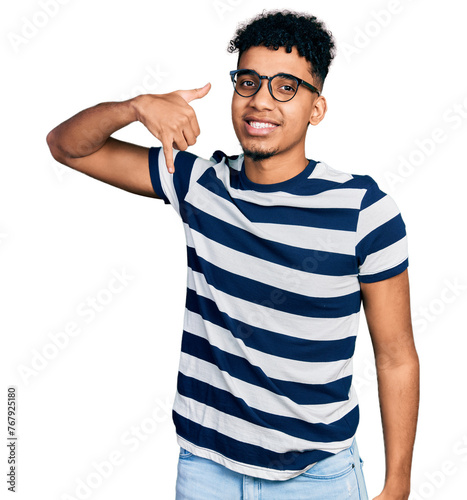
[382,479,411,499]
[129,94,149,124]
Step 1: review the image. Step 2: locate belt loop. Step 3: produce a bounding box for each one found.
[349,437,356,457]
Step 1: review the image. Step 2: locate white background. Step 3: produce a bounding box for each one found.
[2,0,466,499]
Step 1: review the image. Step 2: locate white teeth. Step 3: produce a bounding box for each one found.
[249,121,277,129]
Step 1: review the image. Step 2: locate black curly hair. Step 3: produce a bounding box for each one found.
[228,10,336,90]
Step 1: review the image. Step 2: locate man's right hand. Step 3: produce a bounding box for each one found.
[133,83,211,173]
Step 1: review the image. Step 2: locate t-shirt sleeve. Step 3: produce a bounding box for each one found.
[356,177,409,283]
[148,146,198,216]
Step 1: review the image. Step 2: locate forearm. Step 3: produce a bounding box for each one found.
[46,98,139,162]
[376,353,420,498]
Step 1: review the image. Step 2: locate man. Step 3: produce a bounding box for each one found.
[47,10,419,500]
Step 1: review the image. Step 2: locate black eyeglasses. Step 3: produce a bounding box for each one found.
[230,69,321,102]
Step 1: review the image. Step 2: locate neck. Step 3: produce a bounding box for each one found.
[243,148,309,185]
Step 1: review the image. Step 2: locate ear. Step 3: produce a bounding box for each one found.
[309,95,327,126]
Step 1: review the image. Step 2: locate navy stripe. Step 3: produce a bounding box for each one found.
[188,246,361,319]
[177,373,359,443]
[238,159,318,194]
[148,147,198,207]
[197,167,360,231]
[359,178,386,209]
[186,203,358,276]
[357,215,406,265]
[172,151,197,214]
[229,167,359,197]
[181,331,353,405]
[235,202,359,231]
[174,411,335,472]
[148,147,169,203]
[196,167,234,204]
[186,289,357,363]
[211,149,239,165]
[293,178,352,195]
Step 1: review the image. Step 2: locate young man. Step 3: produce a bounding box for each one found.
[47,11,419,500]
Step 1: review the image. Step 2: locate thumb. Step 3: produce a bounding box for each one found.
[178,83,211,103]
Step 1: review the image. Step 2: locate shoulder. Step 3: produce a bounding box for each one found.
[149,146,221,170]
[308,160,384,204]
[308,160,381,190]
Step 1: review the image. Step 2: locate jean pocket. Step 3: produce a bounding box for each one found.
[179,447,193,459]
[302,461,355,480]
[301,449,356,481]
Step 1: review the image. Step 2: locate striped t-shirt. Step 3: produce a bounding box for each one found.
[148,147,409,480]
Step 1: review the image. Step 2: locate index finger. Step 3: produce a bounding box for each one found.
[161,136,175,174]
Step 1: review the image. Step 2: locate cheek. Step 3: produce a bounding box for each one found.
[231,97,245,130]
[231,95,242,115]
[287,105,312,132]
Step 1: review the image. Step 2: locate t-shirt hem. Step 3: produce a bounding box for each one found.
[358,258,409,283]
[148,147,170,203]
[176,436,317,481]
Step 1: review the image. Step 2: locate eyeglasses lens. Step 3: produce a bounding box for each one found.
[234,71,298,101]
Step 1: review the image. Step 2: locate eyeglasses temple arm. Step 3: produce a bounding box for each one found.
[301,80,321,97]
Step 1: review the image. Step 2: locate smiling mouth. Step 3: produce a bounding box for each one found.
[247,120,278,129]
[244,119,280,136]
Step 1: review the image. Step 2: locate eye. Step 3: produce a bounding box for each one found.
[273,75,298,96]
[237,75,258,88]
[241,79,256,87]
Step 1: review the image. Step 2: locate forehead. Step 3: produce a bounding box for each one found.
[238,45,312,79]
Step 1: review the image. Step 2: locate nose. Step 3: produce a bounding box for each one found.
[248,80,276,110]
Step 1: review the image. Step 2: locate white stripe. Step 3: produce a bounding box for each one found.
[184,224,360,298]
[174,392,355,454]
[307,161,354,184]
[357,194,401,243]
[187,269,361,341]
[227,184,366,210]
[253,222,355,254]
[359,237,408,277]
[177,352,359,424]
[184,310,354,385]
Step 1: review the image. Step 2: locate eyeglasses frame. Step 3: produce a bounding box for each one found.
[229,69,321,102]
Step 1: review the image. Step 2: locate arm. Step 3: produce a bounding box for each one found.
[46,84,211,196]
[360,269,420,500]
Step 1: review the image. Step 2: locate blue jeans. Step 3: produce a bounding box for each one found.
[175,438,369,499]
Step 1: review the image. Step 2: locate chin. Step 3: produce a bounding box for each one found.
[242,146,279,162]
